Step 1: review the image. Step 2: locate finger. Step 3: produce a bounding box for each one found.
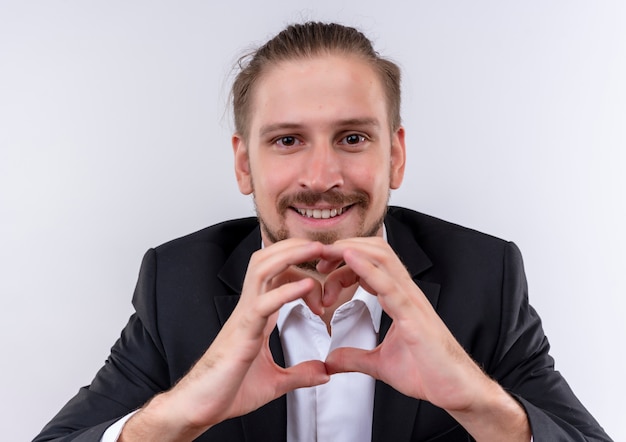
[322,265,360,307]
[300,281,324,315]
[277,360,330,394]
[320,239,390,281]
[315,257,345,274]
[325,236,387,255]
[270,267,324,315]
[324,239,423,318]
[325,347,379,378]
[254,240,321,277]
[245,240,324,293]
[254,278,316,320]
[342,249,415,314]
[331,240,419,309]
[324,241,395,297]
[269,266,312,290]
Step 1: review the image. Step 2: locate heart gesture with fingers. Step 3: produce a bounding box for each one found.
[122,237,529,442]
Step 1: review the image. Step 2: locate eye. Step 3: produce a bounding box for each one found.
[275,136,300,147]
[339,134,366,145]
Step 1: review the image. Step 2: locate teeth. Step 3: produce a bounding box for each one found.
[297,207,345,219]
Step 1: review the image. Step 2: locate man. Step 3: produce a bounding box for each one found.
[35,22,611,441]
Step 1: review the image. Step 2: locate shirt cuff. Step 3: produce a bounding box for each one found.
[100,410,138,442]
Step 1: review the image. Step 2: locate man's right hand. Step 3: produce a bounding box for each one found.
[119,239,330,442]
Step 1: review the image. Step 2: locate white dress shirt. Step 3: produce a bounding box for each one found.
[101,411,136,441]
[277,286,382,442]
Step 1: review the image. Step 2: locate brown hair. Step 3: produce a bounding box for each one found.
[231,22,402,140]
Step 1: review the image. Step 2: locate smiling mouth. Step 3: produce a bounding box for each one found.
[294,206,350,219]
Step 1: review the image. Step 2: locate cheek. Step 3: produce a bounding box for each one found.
[266,172,292,195]
[251,164,293,202]
[351,163,390,194]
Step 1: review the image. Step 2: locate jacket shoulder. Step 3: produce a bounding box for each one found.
[386,206,518,276]
[154,217,259,257]
[387,206,509,246]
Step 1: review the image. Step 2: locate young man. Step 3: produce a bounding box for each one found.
[35,22,611,441]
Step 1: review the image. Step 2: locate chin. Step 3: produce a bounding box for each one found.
[304,230,341,244]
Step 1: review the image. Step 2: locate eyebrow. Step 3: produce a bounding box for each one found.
[259,118,380,137]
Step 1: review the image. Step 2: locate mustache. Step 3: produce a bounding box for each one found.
[277,190,370,214]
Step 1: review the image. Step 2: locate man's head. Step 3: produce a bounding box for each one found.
[231,22,406,246]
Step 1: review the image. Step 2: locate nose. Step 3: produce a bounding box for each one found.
[297,141,343,192]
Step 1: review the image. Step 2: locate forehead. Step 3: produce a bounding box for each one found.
[247,54,389,136]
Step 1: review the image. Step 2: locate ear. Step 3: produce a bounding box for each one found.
[389,126,406,189]
[232,133,253,195]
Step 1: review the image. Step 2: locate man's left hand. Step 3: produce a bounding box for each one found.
[319,237,531,442]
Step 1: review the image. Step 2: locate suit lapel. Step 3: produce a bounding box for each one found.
[371,214,441,442]
[215,226,288,442]
[217,226,260,295]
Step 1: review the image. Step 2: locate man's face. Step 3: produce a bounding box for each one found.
[233,54,406,246]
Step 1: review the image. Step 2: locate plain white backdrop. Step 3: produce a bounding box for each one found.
[1,1,624,440]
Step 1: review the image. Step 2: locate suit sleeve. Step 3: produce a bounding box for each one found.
[33,249,170,442]
[491,242,612,441]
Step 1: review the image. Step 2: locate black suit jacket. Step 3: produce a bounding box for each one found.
[35,207,611,441]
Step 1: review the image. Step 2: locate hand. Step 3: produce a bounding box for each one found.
[319,237,483,408]
[320,237,531,441]
[121,239,330,441]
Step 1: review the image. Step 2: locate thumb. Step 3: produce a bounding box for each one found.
[279,360,330,394]
[325,347,379,378]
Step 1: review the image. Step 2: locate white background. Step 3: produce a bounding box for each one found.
[1,1,624,440]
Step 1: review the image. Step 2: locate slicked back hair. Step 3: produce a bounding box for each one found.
[231,22,402,141]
